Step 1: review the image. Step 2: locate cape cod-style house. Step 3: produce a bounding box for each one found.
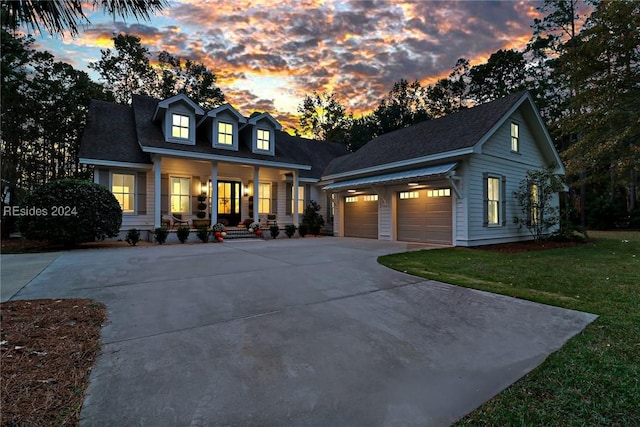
[80,90,565,246]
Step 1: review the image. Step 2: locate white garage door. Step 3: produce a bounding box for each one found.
[344,194,378,239]
[397,189,452,244]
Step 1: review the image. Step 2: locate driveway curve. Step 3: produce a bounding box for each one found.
[8,238,596,426]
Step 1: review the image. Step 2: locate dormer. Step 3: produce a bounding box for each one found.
[152,94,204,145]
[199,104,247,151]
[247,112,282,156]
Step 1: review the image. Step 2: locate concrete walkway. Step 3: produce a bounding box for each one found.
[3,238,597,426]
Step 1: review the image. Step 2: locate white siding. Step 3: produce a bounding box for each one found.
[379,188,392,240]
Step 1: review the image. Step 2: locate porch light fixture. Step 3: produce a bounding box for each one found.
[347,189,357,193]
[201,182,208,194]
[408,182,419,187]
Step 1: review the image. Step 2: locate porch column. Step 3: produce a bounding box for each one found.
[210,161,218,226]
[293,170,299,226]
[253,166,259,222]
[153,156,162,228]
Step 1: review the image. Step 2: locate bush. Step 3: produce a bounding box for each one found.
[285,224,296,238]
[176,226,190,243]
[154,227,168,244]
[18,178,122,246]
[125,228,141,246]
[196,227,210,243]
[302,200,325,236]
[269,224,280,239]
[298,223,308,237]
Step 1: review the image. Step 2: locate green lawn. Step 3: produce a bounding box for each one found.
[379,231,640,426]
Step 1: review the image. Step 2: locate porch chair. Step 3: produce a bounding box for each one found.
[265,214,278,226]
[162,214,190,229]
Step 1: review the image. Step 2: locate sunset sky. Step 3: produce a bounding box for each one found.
[31,0,554,131]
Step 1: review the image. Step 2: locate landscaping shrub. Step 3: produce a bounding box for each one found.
[176,226,190,243]
[196,193,207,219]
[196,227,210,243]
[269,224,280,239]
[285,224,296,238]
[18,178,122,246]
[125,228,141,246]
[298,223,308,237]
[302,200,325,237]
[154,227,168,244]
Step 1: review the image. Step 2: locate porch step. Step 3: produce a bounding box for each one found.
[219,227,264,240]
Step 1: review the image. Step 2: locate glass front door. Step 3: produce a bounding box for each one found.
[217,181,241,226]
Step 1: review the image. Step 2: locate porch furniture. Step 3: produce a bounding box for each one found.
[162,214,190,229]
[265,214,278,226]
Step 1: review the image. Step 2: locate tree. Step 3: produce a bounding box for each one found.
[18,179,122,246]
[298,91,351,143]
[1,0,166,37]
[423,58,471,118]
[89,33,156,104]
[156,51,225,110]
[513,166,565,242]
[373,79,430,135]
[467,49,528,104]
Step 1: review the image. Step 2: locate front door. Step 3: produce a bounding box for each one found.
[217,181,241,226]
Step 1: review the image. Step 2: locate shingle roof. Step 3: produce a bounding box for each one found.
[80,95,349,179]
[79,99,151,164]
[323,91,527,176]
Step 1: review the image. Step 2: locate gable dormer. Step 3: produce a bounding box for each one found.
[247,112,282,156]
[199,104,247,151]
[152,94,204,145]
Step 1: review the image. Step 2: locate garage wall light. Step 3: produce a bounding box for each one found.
[347,189,357,193]
[408,183,419,187]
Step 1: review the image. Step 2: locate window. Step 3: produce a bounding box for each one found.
[171,114,190,139]
[399,191,419,199]
[218,122,233,145]
[170,177,190,213]
[530,182,540,225]
[258,182,271,214]
[487,177,501,225]
[257,129,270,151]
[112,173,135,213]
[345,196,358,203]
[291,185,304,214]
[363,195,378,202]
[427,188,451,197]
[511,122,519,152]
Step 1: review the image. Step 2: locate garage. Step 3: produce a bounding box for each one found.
[344,194,378,239]
[397,188,452,244]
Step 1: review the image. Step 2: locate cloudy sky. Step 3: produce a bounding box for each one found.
[33,0,549,131]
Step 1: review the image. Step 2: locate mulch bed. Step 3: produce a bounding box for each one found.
[1,299,106,426]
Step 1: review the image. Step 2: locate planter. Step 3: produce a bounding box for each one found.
[192,219,210,229]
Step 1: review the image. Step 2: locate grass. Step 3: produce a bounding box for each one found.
[379,231,640,426]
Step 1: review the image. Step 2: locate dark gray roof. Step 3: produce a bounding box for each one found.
[80,95,348,179]
[79,99,151,164]
[323,91,527,176]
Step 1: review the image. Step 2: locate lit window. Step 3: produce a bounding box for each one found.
[112,173,135,212]
[345,196,358,203]
[171,177,190,213]
[530,183,540,225]
[511,122,519,152]
[291,185,304,213]
[171,114,190,139]
[399,191,419,199]
[258,182,271,214]
[427,188,451,197]
[218,122,233,145]
[257,129,270,151]
[363,195,378,202]
[487,177,500,225]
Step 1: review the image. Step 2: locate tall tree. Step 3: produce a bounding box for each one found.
[156,51,225,110]
[1,0,166,37]
[89,33,156,104]
[297,91,351,143]
[373,79,430,135]
[467,49,528,104]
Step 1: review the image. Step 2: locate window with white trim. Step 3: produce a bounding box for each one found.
[363,195,378,202]
[218,122,233,145]
[427,188,451,197]
[399,191,419,199]
[170,177,190,213]
[171,114,190,140]
[511,122,519,152]
[257,129,270,151]
[487,177,501,225]
[292,185,304,213]
[530,182,540,225]
[112,173,135,213]
[345,196,358,203]
[258,182,271,214]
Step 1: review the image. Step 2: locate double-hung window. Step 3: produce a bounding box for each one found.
[218,122,233,145]
[258,183,271,214]
[170,177,190,213]
[511,122,519,152]
[112,173,135,213]
[530,182,540,225]
[171,114,190,140]
[257,129,270,151]
[487,176,501,226]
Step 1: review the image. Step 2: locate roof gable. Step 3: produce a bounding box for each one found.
[152,93,205,122]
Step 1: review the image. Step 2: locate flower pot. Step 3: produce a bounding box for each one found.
[256,229,263,237]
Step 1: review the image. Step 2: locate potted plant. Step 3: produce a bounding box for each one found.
[192,193,209,229]
[284,224,296,238]
[269,223,280,239]
[212,222,226,242]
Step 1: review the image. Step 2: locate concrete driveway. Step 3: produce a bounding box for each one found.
[4,238,596,426]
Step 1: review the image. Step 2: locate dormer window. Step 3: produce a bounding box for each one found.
[218,122,233,145]
[257,129,270,151]
[171,114,190,140]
